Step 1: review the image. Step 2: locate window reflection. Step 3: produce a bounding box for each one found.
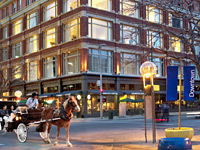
[44,28,56,48]
[44,1,57,21]
[147,30,162,48]
[120,0,139,18]
[12,42,22,58]
[27,34,38,53]
[43,56,58,78]
[27,12,38,29]
[27,61,38,81]
[89,0,111,11]
[13,19,22,35]
[170,36,182,52]
[64,19,80,42]
[146,6,162,23]
[63,0,80,13]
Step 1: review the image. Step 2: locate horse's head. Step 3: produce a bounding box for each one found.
[64,96,80,112]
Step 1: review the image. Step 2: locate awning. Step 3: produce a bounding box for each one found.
[61,90,82,96]
[39,93,60,98]
[121,90,144,95]
[88,90,118,95]
[119,98,144,103]
[39,90,82,98]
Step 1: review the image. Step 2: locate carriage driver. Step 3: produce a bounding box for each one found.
[26,93,39,109]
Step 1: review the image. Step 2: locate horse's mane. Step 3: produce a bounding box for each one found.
[63,98,72,110]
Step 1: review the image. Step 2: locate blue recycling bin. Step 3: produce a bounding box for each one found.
[158,137,192,150]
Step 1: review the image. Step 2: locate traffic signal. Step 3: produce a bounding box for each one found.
[100,88,104,93]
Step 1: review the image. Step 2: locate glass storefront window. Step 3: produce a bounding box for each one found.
[121,53,141,75]
[89,49,113,73]
[64,18,80,42]
[88,18,112,41]
[27,11,38,29]
[147,30,162,48]
[43,1,57,21]
[63,50,80,75]
[27,34,38,54]
[43,86,59,94]
[120,24,140,45]
[146,6,162,23]
[44,28,56,48]
[63,0,80,13]
[120,0,139,18]
[12,42,22,58]
[89,0,111,11]
[43,56,58,78]
[27,61,38,81]
[13,19,22,35]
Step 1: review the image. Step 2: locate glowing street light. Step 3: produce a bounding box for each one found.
[140,61,157,143]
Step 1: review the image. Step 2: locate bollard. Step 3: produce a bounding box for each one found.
[158,137,192,150]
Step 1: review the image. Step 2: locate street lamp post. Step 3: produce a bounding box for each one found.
[140,61,157,143]
[99,44,106,119]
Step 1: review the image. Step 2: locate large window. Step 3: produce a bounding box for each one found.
[12,65,22,80]
[152,57,165,76]
[12,42,22,58]
[89,49,113,73]
[194,41,200,55]
[43,1,57,21]
[44,28,56,48]
[3,47,8,61]
[6,7,9,17]
[27,12,38,29]
[63,0,80,13]
[89,18,112,41]
[13,19,22,35]
[120,24,139,45]
[27,61,38,81]
[3,26,8,39]
[146,6,162,23]
[121,53,141,75]
[120,0,139,18]
[27,34,38,54]
[147,30,162,48]
[18,0,21,11]
[169,14,183,28]
[63,50,80,75]
[89,0,111,11]
[169,36,182,52]
[2,9,5,19]
[64,19,80,42]
[43,56,57,78]
[13,3,16,14]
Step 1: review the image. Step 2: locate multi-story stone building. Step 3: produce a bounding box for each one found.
[0,0,200,117]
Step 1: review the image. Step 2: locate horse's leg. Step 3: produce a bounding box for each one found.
[65,125,72,147]
[46,123,52,144]
[43,122,48,143]
[54,126,61,146]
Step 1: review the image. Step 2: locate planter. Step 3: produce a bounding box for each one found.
[165,127,194,139]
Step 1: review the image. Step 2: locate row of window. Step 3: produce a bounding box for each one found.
[1,0,186,31]
[3,18,199,61]
[2,49,199,83]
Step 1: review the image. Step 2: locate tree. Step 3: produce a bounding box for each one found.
[123,0,200,77]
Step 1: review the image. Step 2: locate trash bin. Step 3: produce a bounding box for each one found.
[158,137,192,150]
[108,110,113,119]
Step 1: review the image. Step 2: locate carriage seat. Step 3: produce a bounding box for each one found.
[16,106,28,114]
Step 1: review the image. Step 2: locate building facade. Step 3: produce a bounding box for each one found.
[0,0,200,117]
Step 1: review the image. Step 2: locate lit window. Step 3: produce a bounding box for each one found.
[12,42,22,58]
[27,34,38,54]
[88,18,112,41]
[13,19,22,35]
[44,28,56,48]
[27,12,38,29]
[89,49,113,73]
[120,0,139,18]
[146,6,162,23]
[3,26,8,39]
[64,19,80,42]
[63,0,80,13]
[12,65,22,80]
[63,50,80,75]
[120,24,139,45]
[43,56,58,78]
[169,36,182,52]
[169,14,183,28]
[147,30,162,48]
[18,0,21,11]
[89,0,111,11]
[13,3,16,13]
[27,61,38,81]
[43,1,57,21]
[121,53,141,75]
[3,47,8,61]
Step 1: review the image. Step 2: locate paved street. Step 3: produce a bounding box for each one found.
[0,114,200,150]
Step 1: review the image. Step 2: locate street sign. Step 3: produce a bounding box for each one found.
[97,80,100,86]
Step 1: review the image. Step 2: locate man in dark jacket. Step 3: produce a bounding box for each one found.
[0,105,9,134]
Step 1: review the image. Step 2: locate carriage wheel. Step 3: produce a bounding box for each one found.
[16,123,27,143]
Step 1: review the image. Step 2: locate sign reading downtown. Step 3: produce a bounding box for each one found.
[167,66,195,101]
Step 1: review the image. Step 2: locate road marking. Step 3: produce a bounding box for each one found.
[0,143,5,146]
